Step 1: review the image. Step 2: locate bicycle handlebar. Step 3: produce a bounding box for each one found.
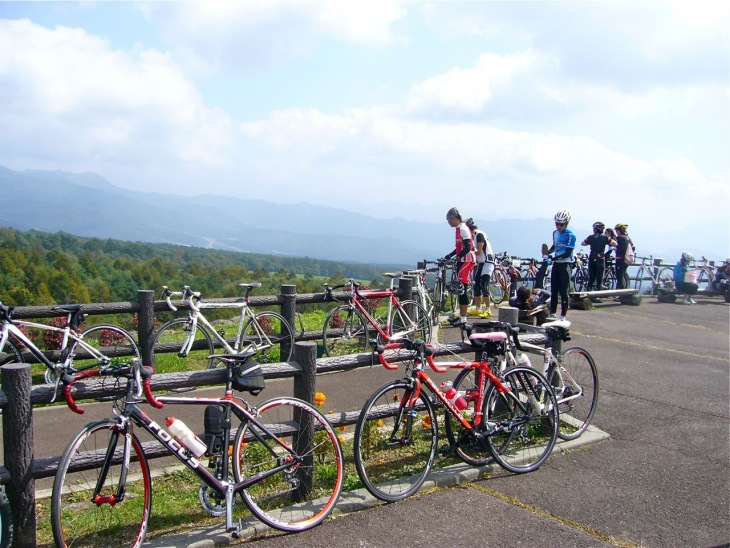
[62,359,163,414]
[370,340,447,373]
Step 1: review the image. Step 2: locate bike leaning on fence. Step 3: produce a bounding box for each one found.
[153,284,295,371]
[353,337,559,502]
[0,301,139,402]
[321,274,432,357]
[50,353,344,547]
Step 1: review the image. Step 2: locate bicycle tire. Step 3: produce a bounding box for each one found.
[322,305,369,357]
[431,278,444,320]
[389,300,432,343]
[633,266,645,291]
[550,347,598,440]
[0,339,22,367]
[482,366,559,474]
[152,317,216,372]
[657,267,674,291]
[0,486,12,548]
[51,419,152,548]
[240,311,294,363]
[232,397,344,532]
[354,379,438,502]
[523,272,536,291]
[59,324,141,385]
[444,368,494,466]
[490,270,506,304]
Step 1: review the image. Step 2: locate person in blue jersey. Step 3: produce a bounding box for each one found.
[673,251,699,305]
[711,260,730,303]
[545,210,576,320]
[442,207,476,324]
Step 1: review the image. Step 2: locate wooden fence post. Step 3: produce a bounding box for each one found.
[137,290,155,367]
[280,285,297,359]
[292,342,317,499]
[1,363,36,548]
[293,341,317,406]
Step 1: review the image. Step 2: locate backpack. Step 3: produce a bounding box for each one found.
[624,242,635,264]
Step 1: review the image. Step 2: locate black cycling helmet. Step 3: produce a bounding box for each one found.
[446,207,461,220]
[593,221,605,233]
[465,217,477,229]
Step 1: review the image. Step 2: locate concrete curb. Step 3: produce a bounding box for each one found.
[146,424,611,547]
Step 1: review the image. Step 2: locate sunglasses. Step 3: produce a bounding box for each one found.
[555,222,566,227]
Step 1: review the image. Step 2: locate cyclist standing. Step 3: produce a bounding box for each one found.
[442,207,476,324]
[466,218,494,318]
[614,223,635,290]
[546,210,576,320]
[581,221,617,300]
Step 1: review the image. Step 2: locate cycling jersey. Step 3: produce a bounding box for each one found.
[552,228,576,263]
[582,234,610,258]
[453,223,476,263]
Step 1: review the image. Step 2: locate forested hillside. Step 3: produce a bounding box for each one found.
[0,227,392,306]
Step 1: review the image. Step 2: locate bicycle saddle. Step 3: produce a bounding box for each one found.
[238,283,262,290]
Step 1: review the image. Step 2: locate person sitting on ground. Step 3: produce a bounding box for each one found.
[509,286,551,325]
[711,260,730,303]
[673,251,699,305]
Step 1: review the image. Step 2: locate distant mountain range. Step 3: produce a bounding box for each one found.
[0,165,726,266]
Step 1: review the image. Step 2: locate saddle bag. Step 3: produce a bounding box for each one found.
[231,358,265,395]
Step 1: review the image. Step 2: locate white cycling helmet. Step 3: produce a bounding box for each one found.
[681,251,694,262]
[554,210,571,224]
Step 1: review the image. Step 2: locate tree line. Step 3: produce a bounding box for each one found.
[0,227,394,309]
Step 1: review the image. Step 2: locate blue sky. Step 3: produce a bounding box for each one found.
[1,1,728,256]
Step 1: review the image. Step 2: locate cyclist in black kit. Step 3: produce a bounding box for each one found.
[581,222,617,300]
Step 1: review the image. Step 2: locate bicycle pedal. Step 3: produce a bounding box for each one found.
[439,444,457,456]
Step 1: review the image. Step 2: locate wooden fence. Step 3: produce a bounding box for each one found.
[0,279,480,546]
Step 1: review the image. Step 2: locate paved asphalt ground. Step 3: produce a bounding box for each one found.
[143,295,729,548]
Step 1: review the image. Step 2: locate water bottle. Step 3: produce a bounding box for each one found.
[516,352,532,367]
[441,381,467,411]
[166,417,207,458]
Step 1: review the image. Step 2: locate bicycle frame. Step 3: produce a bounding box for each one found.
[164,286,275,355]
[375,343,543,434]
[113,394,300,534]
[0,318,112,370]
[338,278,421,342]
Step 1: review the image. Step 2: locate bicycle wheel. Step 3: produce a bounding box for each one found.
[444,368,494,466]
[489,270,506,304]
[657,267,674,291]
[0,339,22,366]
[152,318,216,372]
[523,272,536,291]
[354,380,438,502]
[232,397,344,532]
[61,324,141,384]
[482,366,559,474]
[389,300,432,343]
[0,487,12,548]
[633,266,645,291]
[550,347,598,440]
[322,305,369,357]
[431,278,445,320]
[241,311,294,363]
[51,419,151,548]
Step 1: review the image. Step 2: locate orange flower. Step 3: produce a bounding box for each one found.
[422,415,432,428]
[337,435,345,444]
[314,392,327,407]
[376,419,383,427]
[338,425,346,432]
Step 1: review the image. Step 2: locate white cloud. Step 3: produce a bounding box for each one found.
[0,18,232,172]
